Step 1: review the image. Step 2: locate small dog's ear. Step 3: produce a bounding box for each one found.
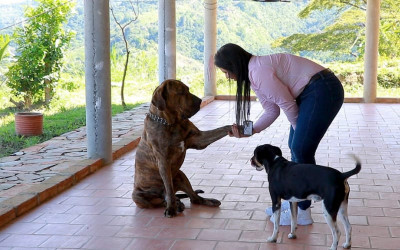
[151,85,167,111]
[272,145,282,157]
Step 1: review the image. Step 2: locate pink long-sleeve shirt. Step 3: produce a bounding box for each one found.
[249,54,325,133]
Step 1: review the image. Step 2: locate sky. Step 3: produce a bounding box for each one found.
[0,0,33,5]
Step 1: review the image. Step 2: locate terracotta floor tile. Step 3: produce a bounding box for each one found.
[231,180,263,188]
[198,228,242,241]
[126,238,174,250]
[0,222,44,234]
[239,230,274,243]
[365,199,400,208]
[213,209,253,219]
[260,242,305,250]
[226,218,267,230]
[108,215,152,226]
[352,225,390,237]
[62,188,96,197]
[224,194,259,202]
[215,241,260,250]
[252,210,270,220]
[181,206,218,218]
[33,213,79,224]
[236,201,270,211]
[40,235,91,248]
[389,226,400,237]
[350,191,380,199]
[115,225,162,238]
[200,179,233,187]
[35,223,83,235]
[370,236,400,249]
[171,239,217,250]
[0,234,50,247]
[368,216,400,227]
[349,206,384,216]
[186,218,227,229]
[71,214,115,225]
[100,206,141,216]
[157,227,200,239]
[96,197,133,207]
[60,196,102,206]
[82,236,132,250]
[91,189,129,198]
[64,204,109,215]
[147,216,191,228]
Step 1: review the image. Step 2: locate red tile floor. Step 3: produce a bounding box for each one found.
[0,100,400,249]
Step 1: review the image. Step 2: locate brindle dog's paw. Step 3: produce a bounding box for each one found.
[267,236,277,243]
[201,198,221,207]
[164,206,177,218]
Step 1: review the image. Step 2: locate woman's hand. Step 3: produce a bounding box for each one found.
[229,123,251,138]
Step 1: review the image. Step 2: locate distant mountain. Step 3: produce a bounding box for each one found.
[0,0,335,62]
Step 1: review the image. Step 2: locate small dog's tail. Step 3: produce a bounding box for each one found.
[342,154,361,180]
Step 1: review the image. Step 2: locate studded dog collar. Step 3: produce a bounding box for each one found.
[146,112,169,126]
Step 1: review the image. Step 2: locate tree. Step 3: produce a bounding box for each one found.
[272,0,400,61]
[6,0,74,109]
[0,34,10,63]
[0,34,10,86]
[110,0,139,109]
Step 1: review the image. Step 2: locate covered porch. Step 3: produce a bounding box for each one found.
[0,100,399,249]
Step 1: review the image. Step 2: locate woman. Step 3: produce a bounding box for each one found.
[214,43,344,225]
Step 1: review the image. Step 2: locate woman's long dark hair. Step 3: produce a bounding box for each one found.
[214,43,252,126]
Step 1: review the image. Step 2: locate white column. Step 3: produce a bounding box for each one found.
[158,0,176,83]
[204,0,217,96]
[363,0,381,103]
[84,0,112,163]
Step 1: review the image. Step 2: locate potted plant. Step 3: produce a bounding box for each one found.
[15,112,43,136]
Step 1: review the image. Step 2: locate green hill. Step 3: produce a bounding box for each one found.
[1,0,334,64]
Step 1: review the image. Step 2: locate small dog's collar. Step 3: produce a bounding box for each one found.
[273,155,280,161]
[146,112,170,126]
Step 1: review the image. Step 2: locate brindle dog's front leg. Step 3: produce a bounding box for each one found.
[187,125,231,149]
[158,160,177,218]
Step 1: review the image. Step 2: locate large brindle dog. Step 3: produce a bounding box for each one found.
[132,79,231,217]
[251,144,361,250]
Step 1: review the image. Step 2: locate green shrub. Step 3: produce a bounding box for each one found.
[5,0,74,109]
[328,59,400,89]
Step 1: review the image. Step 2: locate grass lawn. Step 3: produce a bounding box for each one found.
[0,103,142,158]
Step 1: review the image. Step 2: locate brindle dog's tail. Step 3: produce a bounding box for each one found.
[342,154,361,180]
[175,189,204,199]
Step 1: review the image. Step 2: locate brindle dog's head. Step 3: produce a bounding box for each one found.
[251,144,283,172]
[151,79,202,124]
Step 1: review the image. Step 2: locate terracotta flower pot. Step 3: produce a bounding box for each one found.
[15,112,43,136]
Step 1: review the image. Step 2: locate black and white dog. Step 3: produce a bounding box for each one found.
[251,144,361,250]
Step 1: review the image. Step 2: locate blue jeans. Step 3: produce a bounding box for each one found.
[288,72,344,210]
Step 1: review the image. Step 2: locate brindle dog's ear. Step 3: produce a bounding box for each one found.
[151,85,167,111]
